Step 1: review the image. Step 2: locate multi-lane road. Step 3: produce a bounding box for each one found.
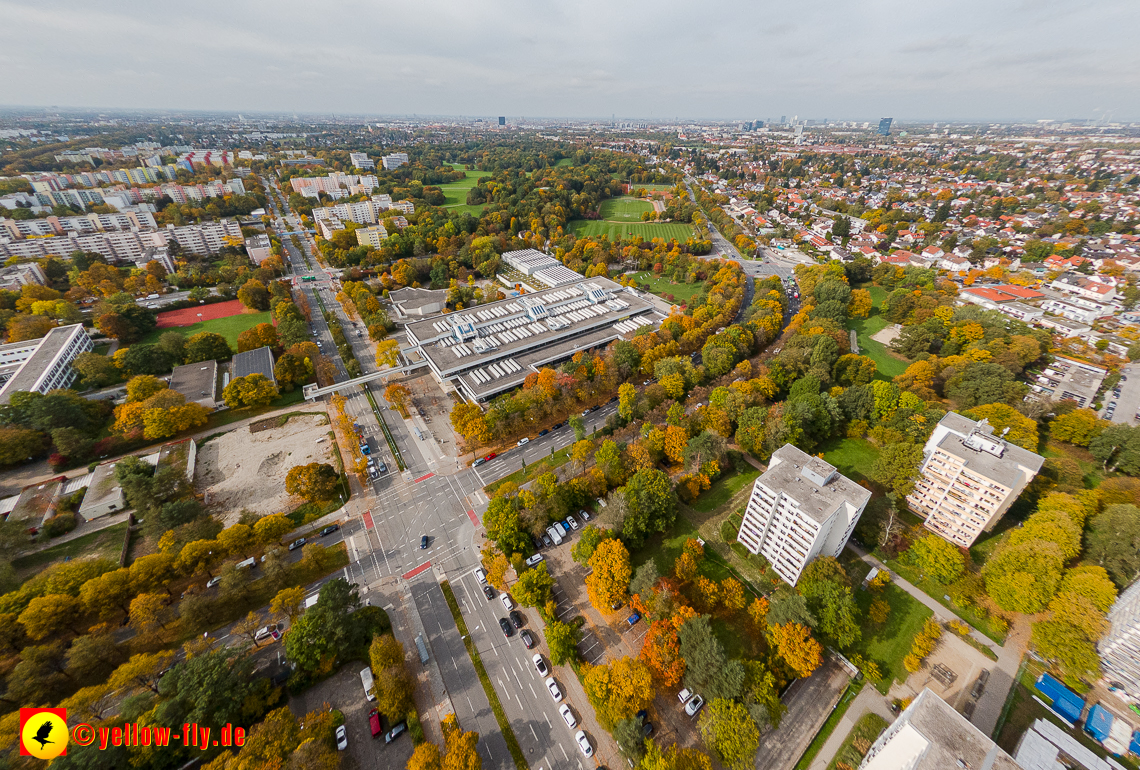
[265,179,614,770]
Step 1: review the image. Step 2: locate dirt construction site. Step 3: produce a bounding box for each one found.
[196,413,333,525]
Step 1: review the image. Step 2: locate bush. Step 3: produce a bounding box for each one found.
[41,513,78,539]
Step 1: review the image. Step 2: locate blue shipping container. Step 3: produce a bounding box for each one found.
[1035,673,1085,724]
[1085,703,1113,742]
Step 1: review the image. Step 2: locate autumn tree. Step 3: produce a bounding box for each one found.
[769,622,823,678]
[285,462,340,502]
[586,538,632,612]
[1050,408,1107,447]
[583,656,654,729]
[699,698,760,770]
[236,322,279,353]
[640,620,686,687]
[128,593,169,635]
[18,594,82,639]
[982,540,1064,613]
[572,525,613,566]
[223,373,279,408]
[270,586,305,623]
[253,513,295,546]
[237,278,270,311]
[908,534,965,584]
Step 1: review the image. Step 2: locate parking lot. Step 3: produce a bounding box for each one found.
[1106,364,1140,425]
[288,663,414,770]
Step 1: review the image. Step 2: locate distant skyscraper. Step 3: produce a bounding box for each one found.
[779,115,787,125]
[498,116,505,126]
[877,117,893,136]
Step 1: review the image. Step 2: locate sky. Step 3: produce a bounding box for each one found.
[2,0,1138,123]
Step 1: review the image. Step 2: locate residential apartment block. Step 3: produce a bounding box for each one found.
[0,219,242,262]
[1099,578,1140,705]
[736,444,870,586]
[289,172,377,199]
[860,688,1019,770]
[349,152,375,170]
[355,225,388,248]
[382,152,409,170]
[312,197,414,227]
[907,412,1044,548]
[0,324,93,404]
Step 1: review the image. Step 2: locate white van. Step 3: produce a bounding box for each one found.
[361,667,376,701]
[546,526,563,546]
[303,594,319,610]
[236,557,256,571]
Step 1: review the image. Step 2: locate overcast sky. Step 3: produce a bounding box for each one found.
[2,0,1138,123]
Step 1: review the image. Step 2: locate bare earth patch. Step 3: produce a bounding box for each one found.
[871,323,902,345]
[197,414,332,525]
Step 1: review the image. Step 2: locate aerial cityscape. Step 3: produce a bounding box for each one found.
[1,4,1140,769]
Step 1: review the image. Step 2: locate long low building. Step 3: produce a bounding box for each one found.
[405,277,661,402]
[0,324,93,404]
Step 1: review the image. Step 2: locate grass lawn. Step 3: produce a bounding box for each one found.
[691,466,760,513]
[866,285,889,309]
[634,515,733,584]
[436,166,492,215]
[599,196,653,221]
[850,580,933,693]
[826,711,890,770]
[631,183,675,192]
[629,271,705,304]
[555,158,574,167]
[821,437,880,486]
[140,310,272,348]
[13,522,130,579]
[849,313,909,379]
[567,220,693,241]
[878,555,1009,644]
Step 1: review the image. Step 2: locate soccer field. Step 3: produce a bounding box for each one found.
[141,310,272,348]
[599,197,653,221]
[568,220,693,241]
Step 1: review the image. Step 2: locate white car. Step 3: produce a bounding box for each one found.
[545,676,563,702]
[566,514,579,531]
[335,725,347,751]
[685,694,705,716]
[475,568,487,584]
[575,730,593,757]
[559,704,577,728]
[501,593,515,611]
[517,437,530,446]
[532,653,551,676]
[678,688,692,703]
[524,554,544,567]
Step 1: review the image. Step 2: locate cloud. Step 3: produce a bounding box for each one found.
[0,0,1137,120]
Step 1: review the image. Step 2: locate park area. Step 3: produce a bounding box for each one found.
[849,286,909,379]
[436,164,491,216]
[567,220,693,240]
[148,300,271,347]
[629,270,706,304]
[196,413,338,526]
[599,196,653,221]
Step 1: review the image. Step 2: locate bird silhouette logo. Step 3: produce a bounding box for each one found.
[19,708,68,759]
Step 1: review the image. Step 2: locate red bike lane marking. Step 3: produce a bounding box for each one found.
[466,509,479,526]
[414,473,435,483]
[362,510,374,529]
[403,562,431,580]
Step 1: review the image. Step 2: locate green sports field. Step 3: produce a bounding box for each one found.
[568,220,693,241]
[599,197,653,221]
[140,310,272,348]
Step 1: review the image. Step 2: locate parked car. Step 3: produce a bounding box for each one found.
[541,534,554,548]
[538,429,549,437]
[473,457,486,467]
[533,653,550,676]
[420,535,430,549]
[498,618,514,637]
[517,437,530,446]
[532,536,545,550]
[545,677,563,702]
[501,593,515,611]
[971,670,990,699]
[521,630,536,649]
[319,525,339,537]
[206,576,221,589]
[525,554,545,567]
[552,422,564,430]
[484,453,497,461]
[509,610,523,628]
[575,731,593,757]
[627,612,642,626]
[384,722,407,744]
[288,538,306,551]
[566,515,579,531]
[335,725,348,751]
[579,509,591,522]
[560,704,577,728]
[483,585,495,600]
[685,694,705,716]
[475,568,487,583]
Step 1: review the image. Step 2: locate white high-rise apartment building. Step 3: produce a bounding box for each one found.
[382,152,409,170]
[860,688,1019,770]
[907,413,1044,548]
[736,444,870,586]
[349,152,375,170]
[1100,579,1140,704]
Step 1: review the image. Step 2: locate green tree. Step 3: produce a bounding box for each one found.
[909,534,965,584]
[72,351,120,388]
[678,615,744,701]
[622,468,678,546]
[513,563,555,609]
[871,442,924,496]
[1084,504,1140,587]
[572,525,614,565]
[1031,620,1100,681]
[0,426,49,466]
[982,541,1064,613]
[237,278,270,311]
[546,620,579,666]
[184,331,232,363]
[698,698,760,770]
[222,373,279,408]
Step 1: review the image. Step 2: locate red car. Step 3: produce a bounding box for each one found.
[369,710,382,738]
[484,453,497,461]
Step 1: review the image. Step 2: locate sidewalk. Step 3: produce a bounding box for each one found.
[808,684,894,770]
